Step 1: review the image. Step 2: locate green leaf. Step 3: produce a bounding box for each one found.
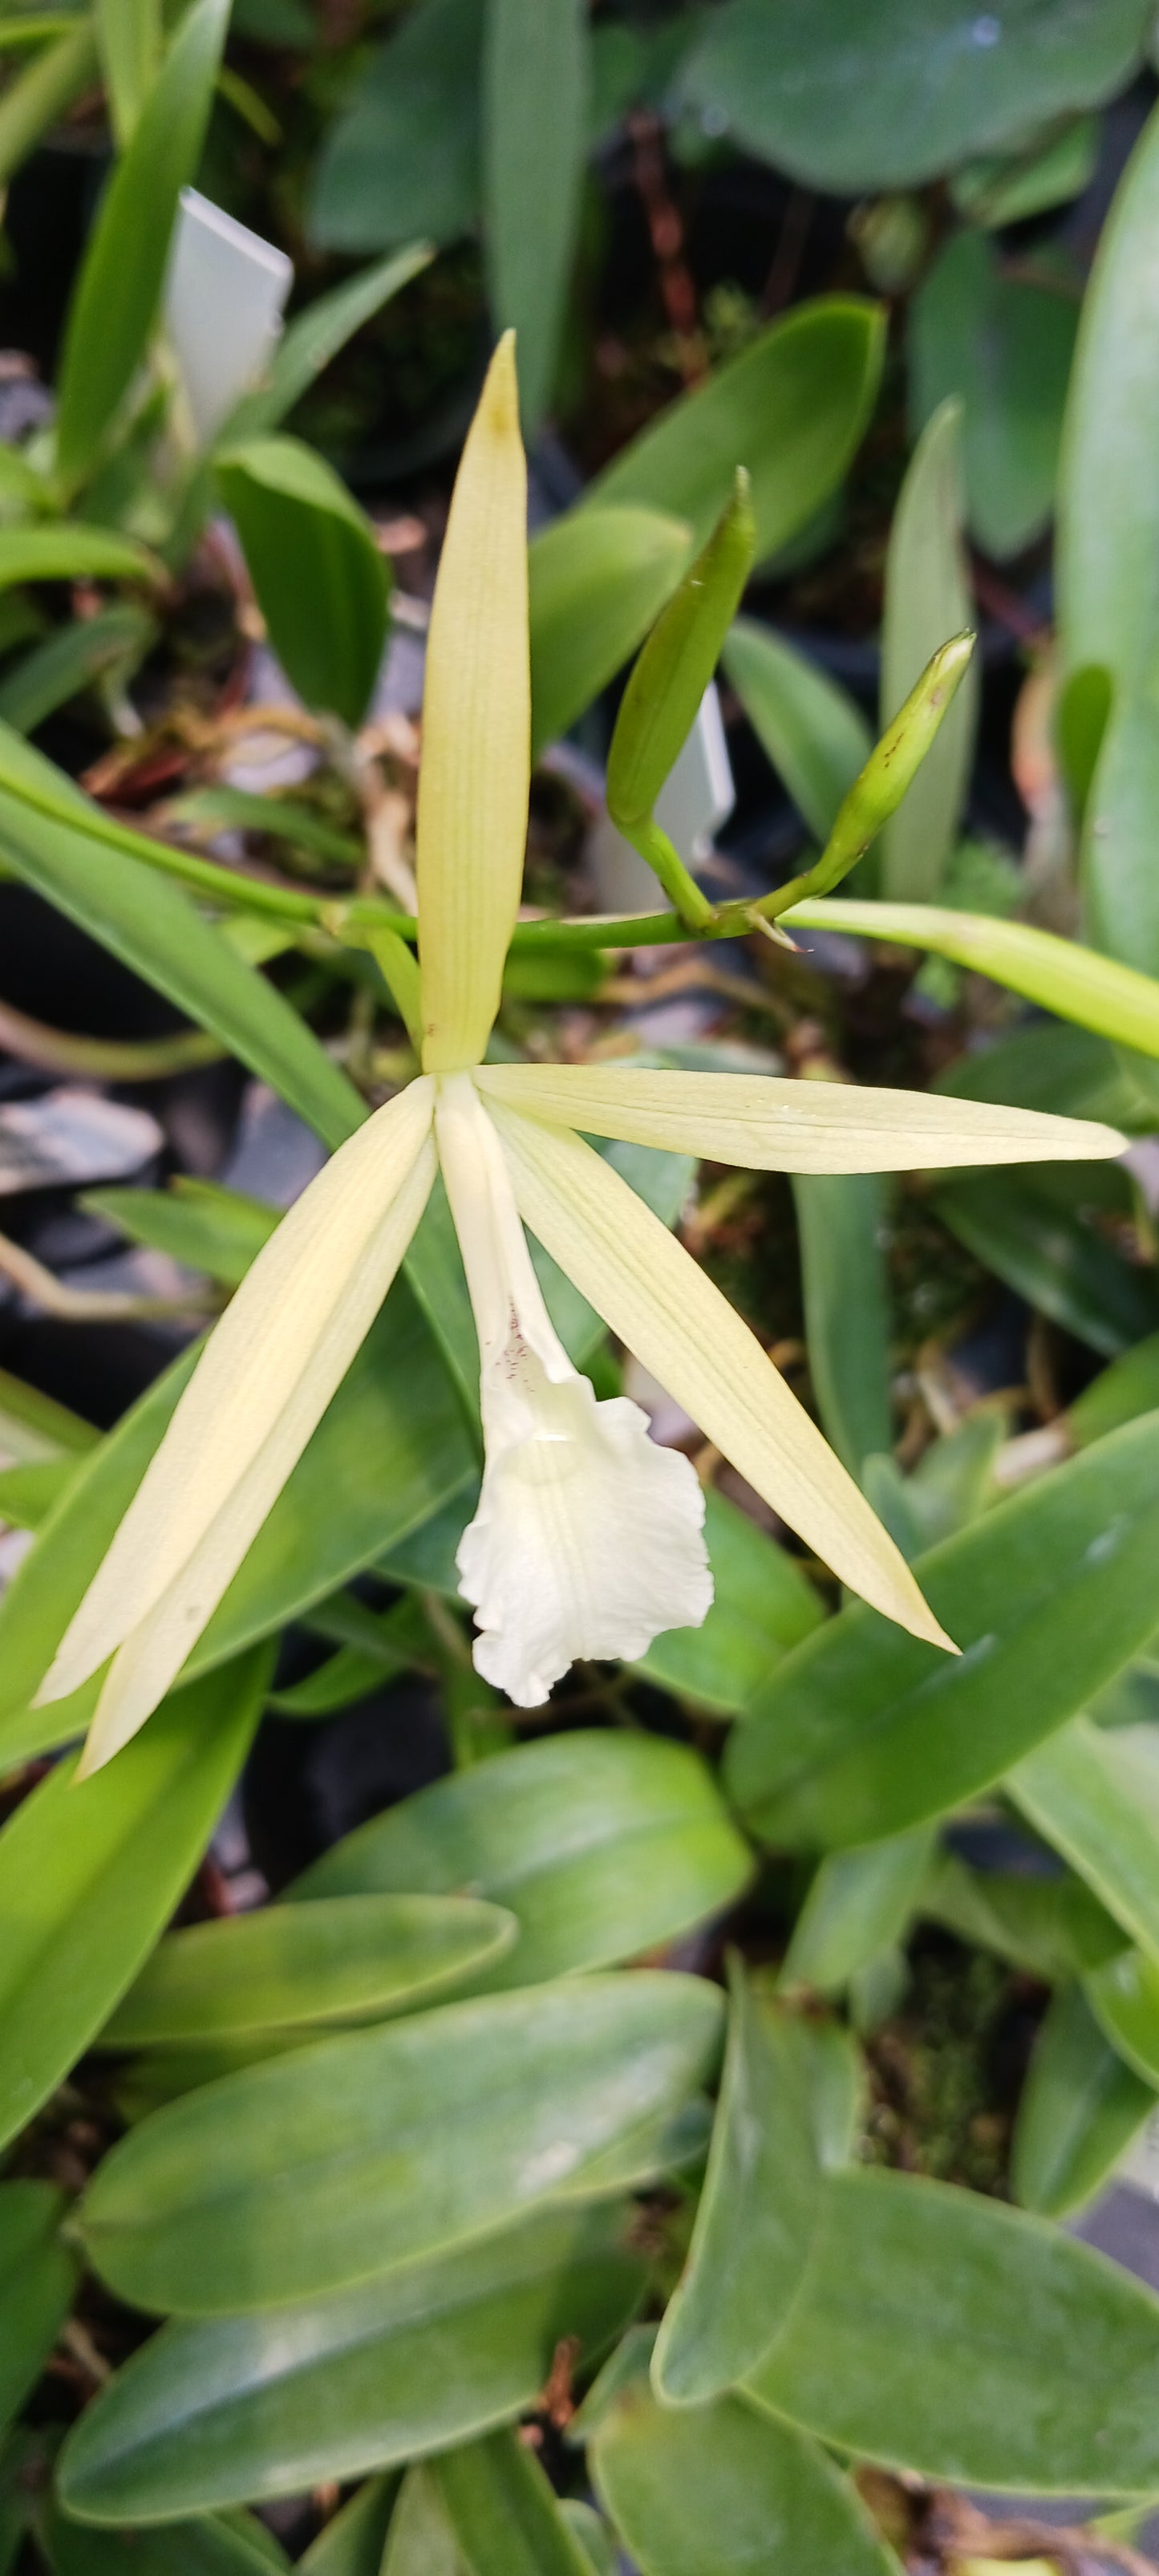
[1080,667,1159,979]
[727,1414,1159,1850]
[1013,1718,1159,1964]
[679,0,1149,194]
[0,725,364,1150]
[586,298,885,566]
[633,1483,823,1714]
[95,0,161,147]
[55,0,230,491]
[433,2429,594,2576]
[300,2477,402,2576]
[41,2504,291,2574]
[1011,1982,1153,2218]
[932,1164,1159,1357]
[919,1848,1125,1984]
[58,2203,645,2519]
[291,1728,752,1990]
[0,603,157,735]
[0,2184,78,2438]
[721,619,870,845]
[934,1016,1149,1128]
[0,526,158,592]
[950,112,1101,227]
[791,1170,892,1480]
[216,439,389,731]
[0,18,99,190]
[529,506,692,756]
[607,475,754,842]
[482,0,588,434]
[782,1829,932,1995]
[652,1964,821,2405]
[381,2470,463,2576]
[226,247,435,442]
[593,2381,898,2576]
[0,1366,97,1462]
[786,894,1159,1060]
[82,1178,279,1290]
[269,1596,427,1718]
[559,2505,613,2576]
[0,1649,269,2153]
[1087,1946,1159,2090]
[309,0,484,254]
[78,1973,723,2314]
[99,1895,517,2049]
[878,400,978,900]
[909,231,1077,562]
[747,2162,1159,2493]
[1059,95,1159,689]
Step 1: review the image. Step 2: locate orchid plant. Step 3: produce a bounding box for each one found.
[38,337,1124,1775]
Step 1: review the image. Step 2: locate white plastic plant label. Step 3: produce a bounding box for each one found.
[590,683,736,915]
[164,189,293,448]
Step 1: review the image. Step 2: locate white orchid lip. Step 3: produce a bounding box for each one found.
[435,1073,711,1707]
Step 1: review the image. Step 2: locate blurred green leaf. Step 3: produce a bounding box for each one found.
[792,1170,892,1479]
[0,18,99,189]
[292,1727,752,1990]
[1011,1982,1153,2218]
[299,2478,402,2576]
[482,0,588,433]
[95,0,161,146]
[586,298,885,564]
[934,1018,1148,1127]
[633,1483,823,1713]
[747,2162,1159,2493]
[78,1973,723,2313]
[1014,1719,1159,1963]
[722,619,871,844]
[0,2184,78,2440]
[41,2505,289,2575]
[727,1414,1159,1849]
[594,2379,897,2576]
[652,1964,821,2405]
[55,0,230,491]
[83,1178,278,1290]
[0,526,156,590]
[950,113,1100,225]
[1086,1946,1159,2092]
[878,400,978,900]
[216,438,389,730]
[529,505,692,754]
[433,2429,594,2576]
[0,603,157,735]
[910,232,1077,560]
[0,1649,269,2154]
[932,1163,1159,1357]
[59,2203,644,2521]
[679,0,1148,193]
[782,1828,932,1995]
[309,0,483,253]
[919,1849,1125,1983]
[381,2470,463,2576]
[227,246,436,441]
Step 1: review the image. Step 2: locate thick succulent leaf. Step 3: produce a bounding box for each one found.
[40,2505,287,2575]
[1012,1982,1154,2217]
[782,1830,933,1995]
[1012,1718,1159,1964]
[78,1974,723,2313]
[99,1895,517,2048]
[747,2163,1159,2493]
[633,1484,823,1714]
[586,298,885,564]
[292,1728,752,1990]
[215,439,390,731]
[729,1415,1159,1849]
[0,1651,268,2152]
[0,2184,79,2439]
[1087,1947,1159,2089]
[652,1967,821,2405]
[592,2377,898,2576]
[58,2205,644,2520]
[432,2429,594,2576]
[679,0,1149,195]
[933,1166,1157,1357]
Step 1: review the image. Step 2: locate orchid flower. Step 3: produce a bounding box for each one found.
[39,337,1125,1774]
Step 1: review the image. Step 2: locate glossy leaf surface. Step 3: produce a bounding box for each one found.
[728,1415,1159,1849]
[633,1484,823,1714]
[216,440,389,730]
[79,1974,723,2312]
[587,299,885,562]
[593,2379,898,2576]
[652,1965,820,2404]
[293,1729,752,1988]
[748,2164,1159,2493]
[791,1171,891,1479]
[1011,1982,1153,2218]
[432,2429,594,2576]
[59,2205,644,2519]
[1013,1719,1159,1964]
[878,400,976,900]
[0,2184,78,2437]
[1087,1947,1159,2089]
[100,1895,517,2047]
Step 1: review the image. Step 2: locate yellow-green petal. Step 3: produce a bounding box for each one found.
[475,1062,1125,1172]
[487,1098,954,1654]
[41,1078,437,1772]
[417,333,529,1073]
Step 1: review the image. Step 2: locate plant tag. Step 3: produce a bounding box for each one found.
[591,684,735,915]
[164,189,293,447]
[1117,2103,1159,2201]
